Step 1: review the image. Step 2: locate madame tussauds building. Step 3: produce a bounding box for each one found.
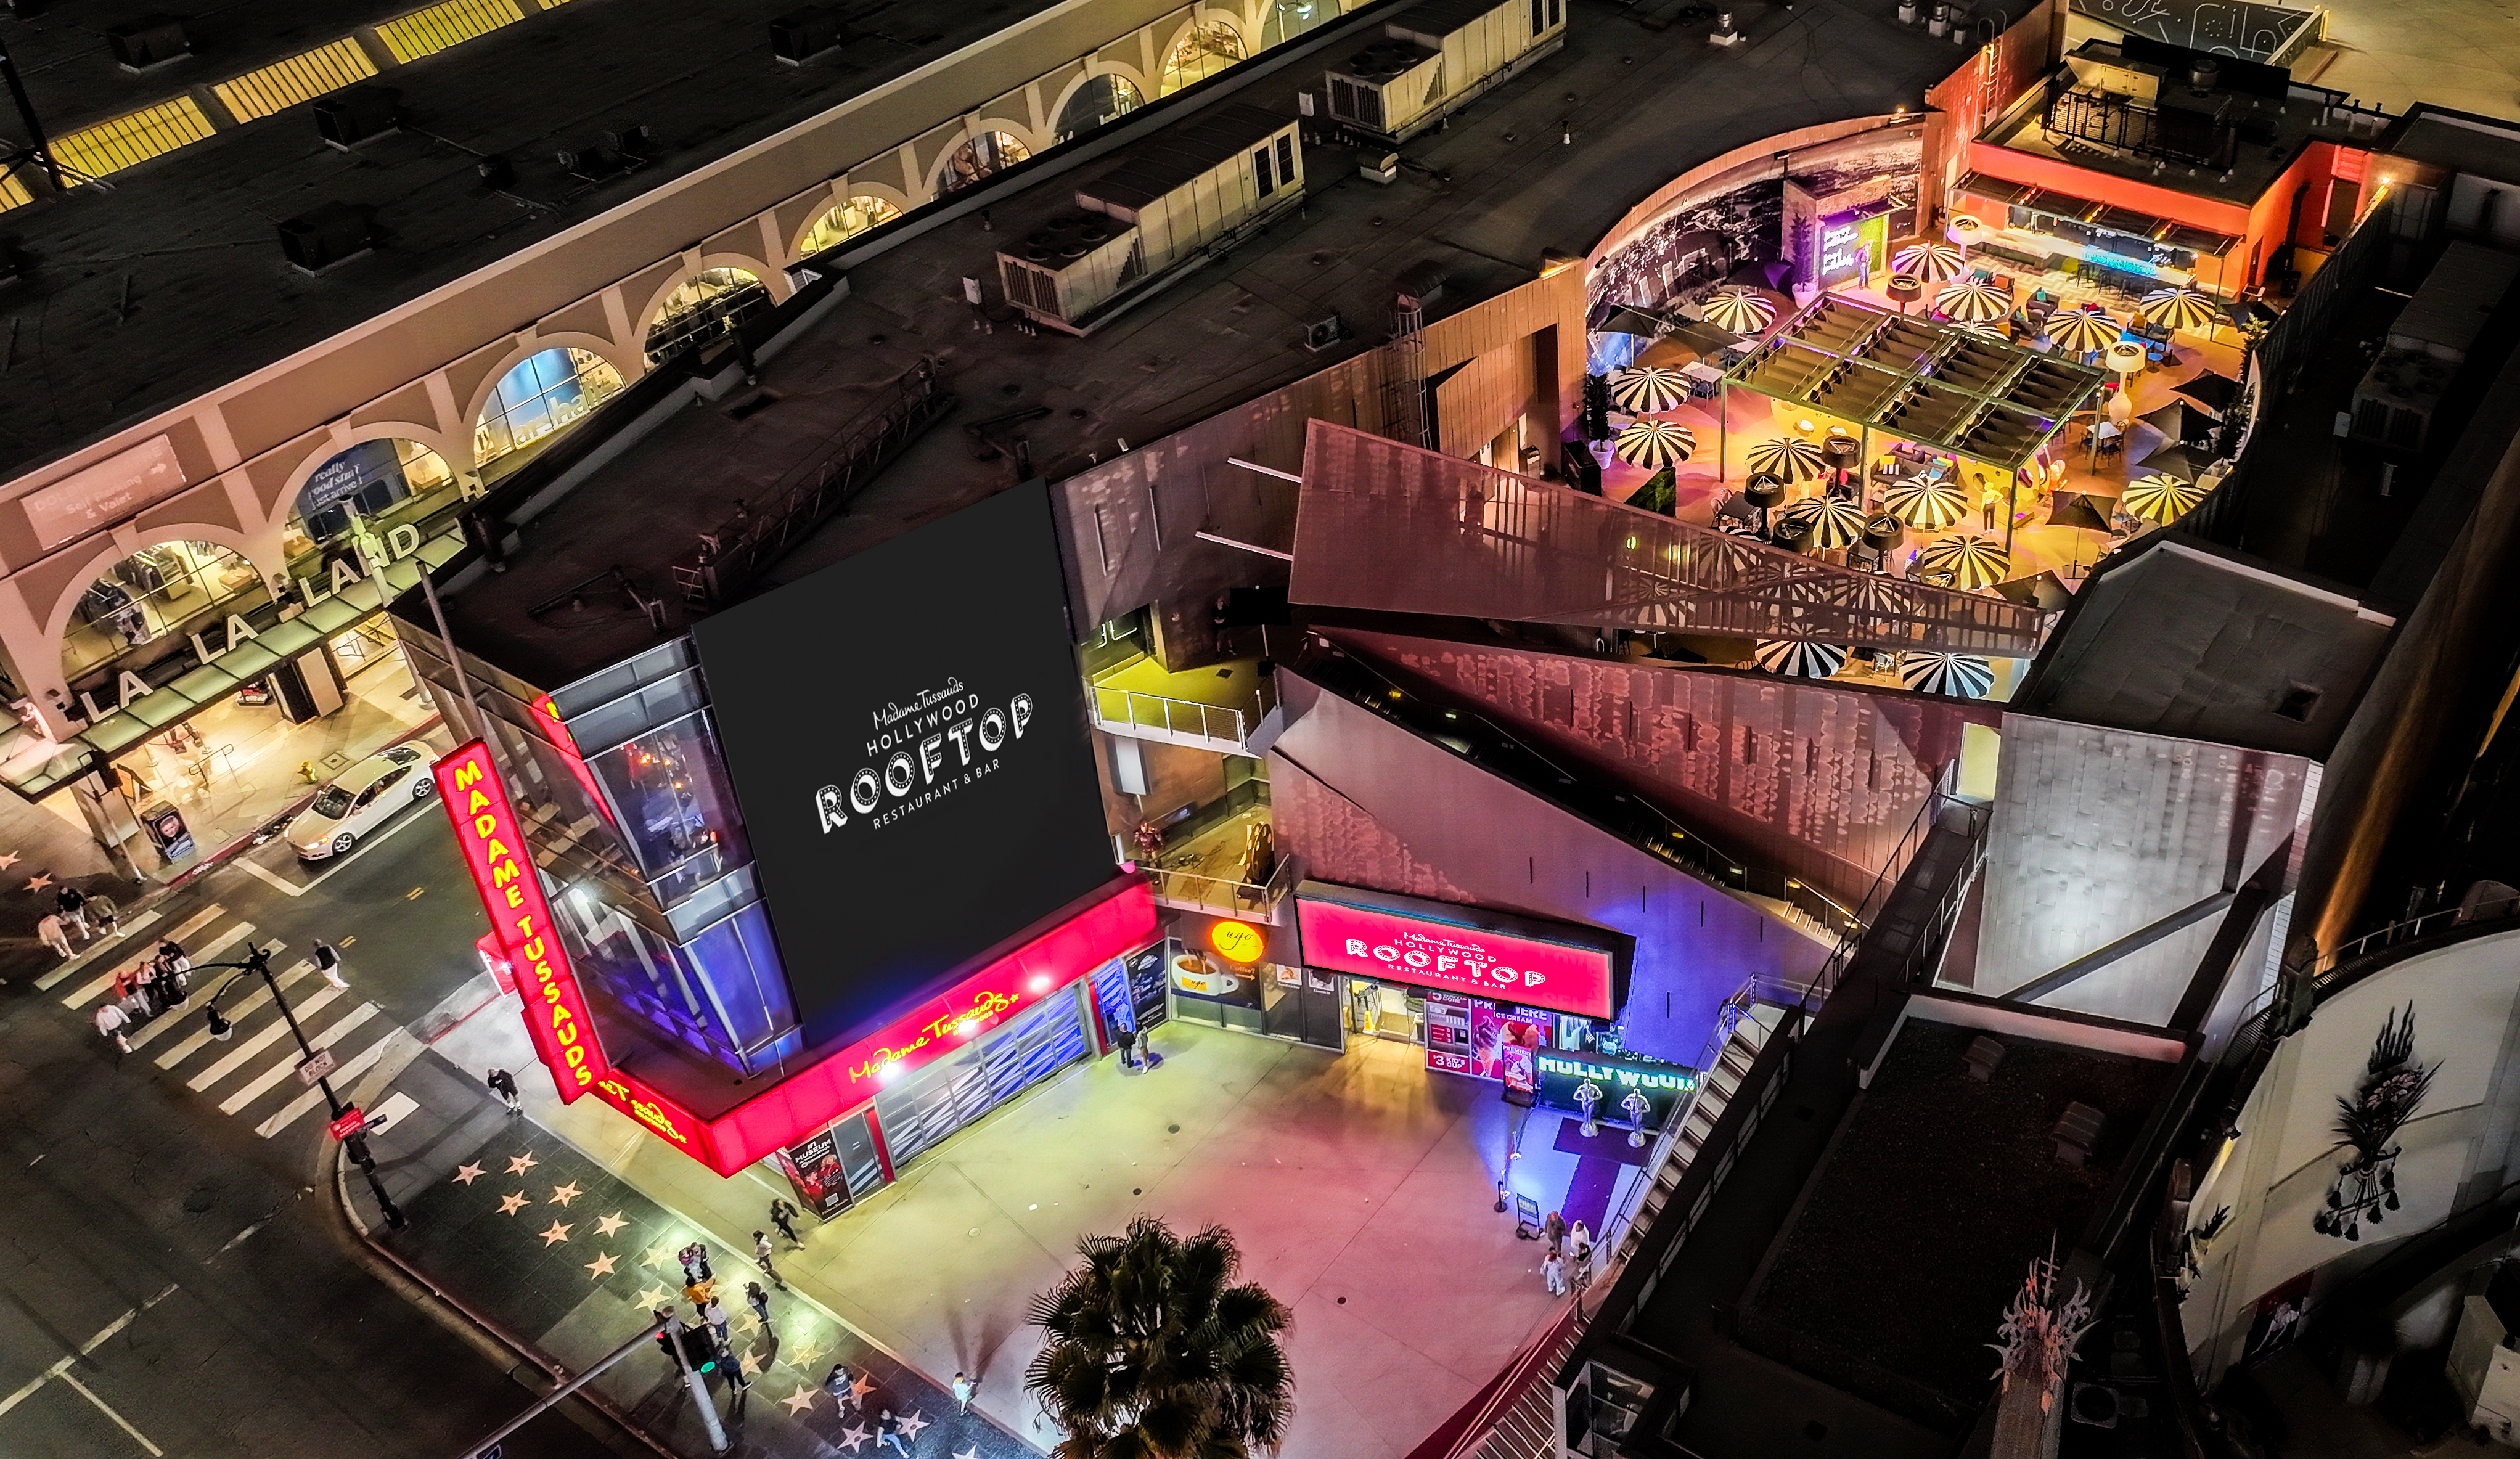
[400,481,1158,1219]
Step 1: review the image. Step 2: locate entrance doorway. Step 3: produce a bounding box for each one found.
[1346,978,1423,1044]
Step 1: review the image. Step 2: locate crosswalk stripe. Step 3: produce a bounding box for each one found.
[56,906,225,1003]
[187,984,343,1092]
[221,1003,377,1114]
[29,908,163,989]
[254,1033,393,1137]
[143,955,303,1061]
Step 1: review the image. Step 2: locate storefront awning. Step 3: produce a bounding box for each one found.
[1952,171,2241,258]
[0,533,463,800]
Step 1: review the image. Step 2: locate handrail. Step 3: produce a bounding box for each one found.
[1145,849,1301,917]
[1803,782,1987,1007]
[1087,676,1278,745]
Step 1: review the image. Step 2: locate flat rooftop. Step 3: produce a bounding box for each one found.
[1733,1018,2174,1433]
[0,0,1068,480]
[438,0,1982,688]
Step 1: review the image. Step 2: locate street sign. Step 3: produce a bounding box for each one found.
[296,1047,337,1085]
[327,1107,367,1142]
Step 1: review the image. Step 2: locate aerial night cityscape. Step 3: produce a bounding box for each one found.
[2,0,2519,1453]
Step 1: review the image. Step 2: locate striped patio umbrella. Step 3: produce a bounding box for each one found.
[1701,288,1777,334]
[1881,476,1970,530]
[1744,435,1828,483]
[1612,418,1695,468]
[1950,319,2009,341]
[2046,308,2121,354]
[1891,240,1967,282]
[1753,639,1849,679]
[2142,286,2220,332]
[1717,516,1765,538]
[1936,280,2013,323]
[1915,533,2013,589]
[1610,366,1690,415]
[1776,495,1870,549]
[1899,652,1997,698]
[2122,472,2205,524]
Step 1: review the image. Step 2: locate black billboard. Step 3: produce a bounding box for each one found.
[692,481,1115,1047]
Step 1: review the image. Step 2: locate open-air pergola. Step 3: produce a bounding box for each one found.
[1714,295,2109,554]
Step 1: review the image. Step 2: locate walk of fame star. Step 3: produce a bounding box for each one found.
[547,1181,583,1206]
[0,853,21,871]
[586,1252,617,1277]
[781,1387,817,1415]
[634,1284,672,1309]
[539,1220,573,1246]
[452,1163,485,1185]
[898,1410,930,1439]
[837,1423,871,1452]
[498,1191,530,1214]
[506,1152,538,1174]
[24,874,51,893]
[594,1211,628,1236]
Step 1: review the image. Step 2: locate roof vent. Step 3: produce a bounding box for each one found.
[2188,56,2220,92]
[277,202,375,272]
[770,6,844,63]
[314,86,401,149]
[106,14,190,71]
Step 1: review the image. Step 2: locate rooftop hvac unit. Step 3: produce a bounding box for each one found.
[2347,348,2451,452]
[770,7,845,63]
[314,86,401,149]
[1303,313,1343,351]
[277,203,375,272]
[106,14,190,70]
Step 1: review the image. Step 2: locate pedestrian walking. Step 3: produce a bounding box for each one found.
[1569,1220,1593,1265]
[703,1299,732,1350]
[54,885,89,941]
[1544,1209,1567,1256]
[753,1230,785,1290]
[876,1408,912,1457]
[1541,1251,1566,1297]
[313,939,348,990]
[486,1068,522,1113]
[1115,1024,1138,1071]
[825,1363,858,1412]
[952,1371,975,1414]
[86,894,119,938]
[95,1002,131,1055]
[36,913,72,960]
[769,1196,801,1246]
[745,1281,771,1326]
[157,940,191,999]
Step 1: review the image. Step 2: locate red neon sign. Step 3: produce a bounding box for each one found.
[435,740,608,1101]
[531,693,615,825]
[1295,897,1618,1018]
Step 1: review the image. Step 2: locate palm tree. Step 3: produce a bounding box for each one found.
[1026,1217,1295,1459]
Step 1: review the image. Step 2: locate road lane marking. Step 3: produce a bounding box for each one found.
[58,1372,162,1456]
[0,1283,178,1418]
[237,859,301,897]
[137,953,301,1058]
[215,1217,270,1255]
[220,1003,377,1113]
[187,983,342,1092]
[235,803,443,901]
[28,909,163,989]
[53,907,222,1000]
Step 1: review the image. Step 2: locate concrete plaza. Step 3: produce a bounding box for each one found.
[435,1004,1615,1459]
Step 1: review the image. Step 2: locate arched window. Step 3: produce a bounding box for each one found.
[1054,75,1145,143]
[475,348,624,470]
[283,439,457,568]
[798,195,904,256]
[65,540,263,683]
[939,131,1031,196]
[1158,22,1244,95]
[645,267,772,366]
[1258,0,1330,50]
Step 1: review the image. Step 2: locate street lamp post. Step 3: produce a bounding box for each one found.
[202,944,406,1229]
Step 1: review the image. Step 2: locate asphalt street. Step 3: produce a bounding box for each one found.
[0,791,632,1458]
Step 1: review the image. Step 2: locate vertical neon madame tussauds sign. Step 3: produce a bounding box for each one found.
[435,740,607,1100]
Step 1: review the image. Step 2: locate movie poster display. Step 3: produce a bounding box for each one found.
[771,1126,854,1220]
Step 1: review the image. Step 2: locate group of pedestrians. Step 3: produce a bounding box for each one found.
[815,1357,959,1454]
[91,934,193,1055]
[1539,1209,1596,1299]
[39,882,120,960]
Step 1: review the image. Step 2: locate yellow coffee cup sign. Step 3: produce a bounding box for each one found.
[1208,918,1266,965]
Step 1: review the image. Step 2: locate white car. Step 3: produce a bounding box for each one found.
[288,745,434,860]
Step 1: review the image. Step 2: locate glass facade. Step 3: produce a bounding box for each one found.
[1054,75,1144,143]
[66,541,266,683]
[870,986,1091,1170]
[644,268,771,366]
[1158,23,1244,96]
[939,131,1030,195]
[798,196,904,256]
[474,348,623,470]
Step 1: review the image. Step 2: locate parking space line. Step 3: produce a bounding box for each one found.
[57,1372,162,1457]
[0,1282,178,1420]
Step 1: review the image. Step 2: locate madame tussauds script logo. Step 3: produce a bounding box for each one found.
[812,677,1034,835]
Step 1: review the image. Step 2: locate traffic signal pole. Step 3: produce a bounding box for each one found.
[456,1317,670,1459]
[662,1321,732,1454]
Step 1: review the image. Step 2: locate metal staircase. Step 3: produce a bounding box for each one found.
[1616,990,1792,1262]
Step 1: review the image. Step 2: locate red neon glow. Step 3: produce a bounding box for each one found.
[531,693,615,825]
[1295,898,1617,1019]
[584,877,1156,1175]
[435,740,608,1101]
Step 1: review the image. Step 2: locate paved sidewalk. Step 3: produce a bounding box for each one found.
[347,1046,1031,1459]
